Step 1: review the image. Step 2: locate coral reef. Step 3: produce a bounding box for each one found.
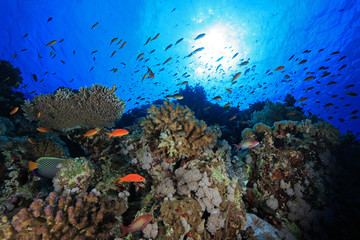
[0,60,25,117]
[22,84,126,131]
[139,101,220,160]
[129,142,247,240]
[9,191,127,240]
[239,120,340,239]
[53,157,95,195]
[248,100,307,127]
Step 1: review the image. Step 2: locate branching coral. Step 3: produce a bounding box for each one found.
[139,101,220,160]
[10,191,127,240]
[22,84,126,131]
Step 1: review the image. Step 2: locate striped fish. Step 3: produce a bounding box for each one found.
[29,157,66,178]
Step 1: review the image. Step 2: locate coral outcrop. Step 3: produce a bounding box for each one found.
[139,101,220,160]
[53,158,95,195]
[248,100,307,127]
[238,120,340,239]
[10,191,127,240]
[22,84,126,131]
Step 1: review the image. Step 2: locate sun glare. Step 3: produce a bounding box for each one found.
[192,24,245,75]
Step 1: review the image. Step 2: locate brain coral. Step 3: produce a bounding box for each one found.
[10,191,127,240]
[22,84,126,131]
[139,101,220,159]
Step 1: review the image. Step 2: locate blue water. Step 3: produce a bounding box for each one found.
[0,0,359,136]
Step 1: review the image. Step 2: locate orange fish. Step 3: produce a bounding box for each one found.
[117,174,145,183]
[106,129,129,139]
[229,115,237,121]
[45,40,57,47]
[297,97,308,102]
[226,88,232,94]
[152,33,160,41]
[109,84,116,93]
[83,129,99,137]
[303,76,315,81]
[275,66,285,71]
[119,214,152,237]
[110,50,116,57]
[142,72,148,82]
[137,53,144,60]
[233,139,259,152]
[163,57,172,65]
[224,103,231,107]
[37,112,41,119]
[232,72,241,82]
[27,138,36,145]
[147,67,154,78]
[91,22,99,29]
[144,37,151,45]
[37,127,49,133]
[110,38,118,45]
[10,107,19,115]
[120,41,127,49]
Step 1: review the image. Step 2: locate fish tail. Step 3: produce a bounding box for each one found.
[117,177,123,183]
[233,144,242,152]
[29,161,37,171]
[106,133,112,139]
[119,225,128,237]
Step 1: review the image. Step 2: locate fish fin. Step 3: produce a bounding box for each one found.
[233,144,242,152]
[29,161,37,171]
[119,225,128,237]
[117,177,123,183]
[105,133,112,139]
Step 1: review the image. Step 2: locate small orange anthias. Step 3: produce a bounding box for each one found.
[233,139,259,152]
[83,129,99,137]
[106,129,129,139]
[119,214,153,237]
[117,174,145,183]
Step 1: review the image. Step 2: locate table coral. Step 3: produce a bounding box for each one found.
[10,191,127,240]
[139,101,220,160]
[22,84,126,131]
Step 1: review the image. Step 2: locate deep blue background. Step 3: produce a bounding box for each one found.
[1,0,359,135]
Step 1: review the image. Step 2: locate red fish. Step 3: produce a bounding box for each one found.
[147,67,154,78]
[118,174,145,183]
[233,139,259,152]
[119,215,153,237]
[106,129,129,139]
